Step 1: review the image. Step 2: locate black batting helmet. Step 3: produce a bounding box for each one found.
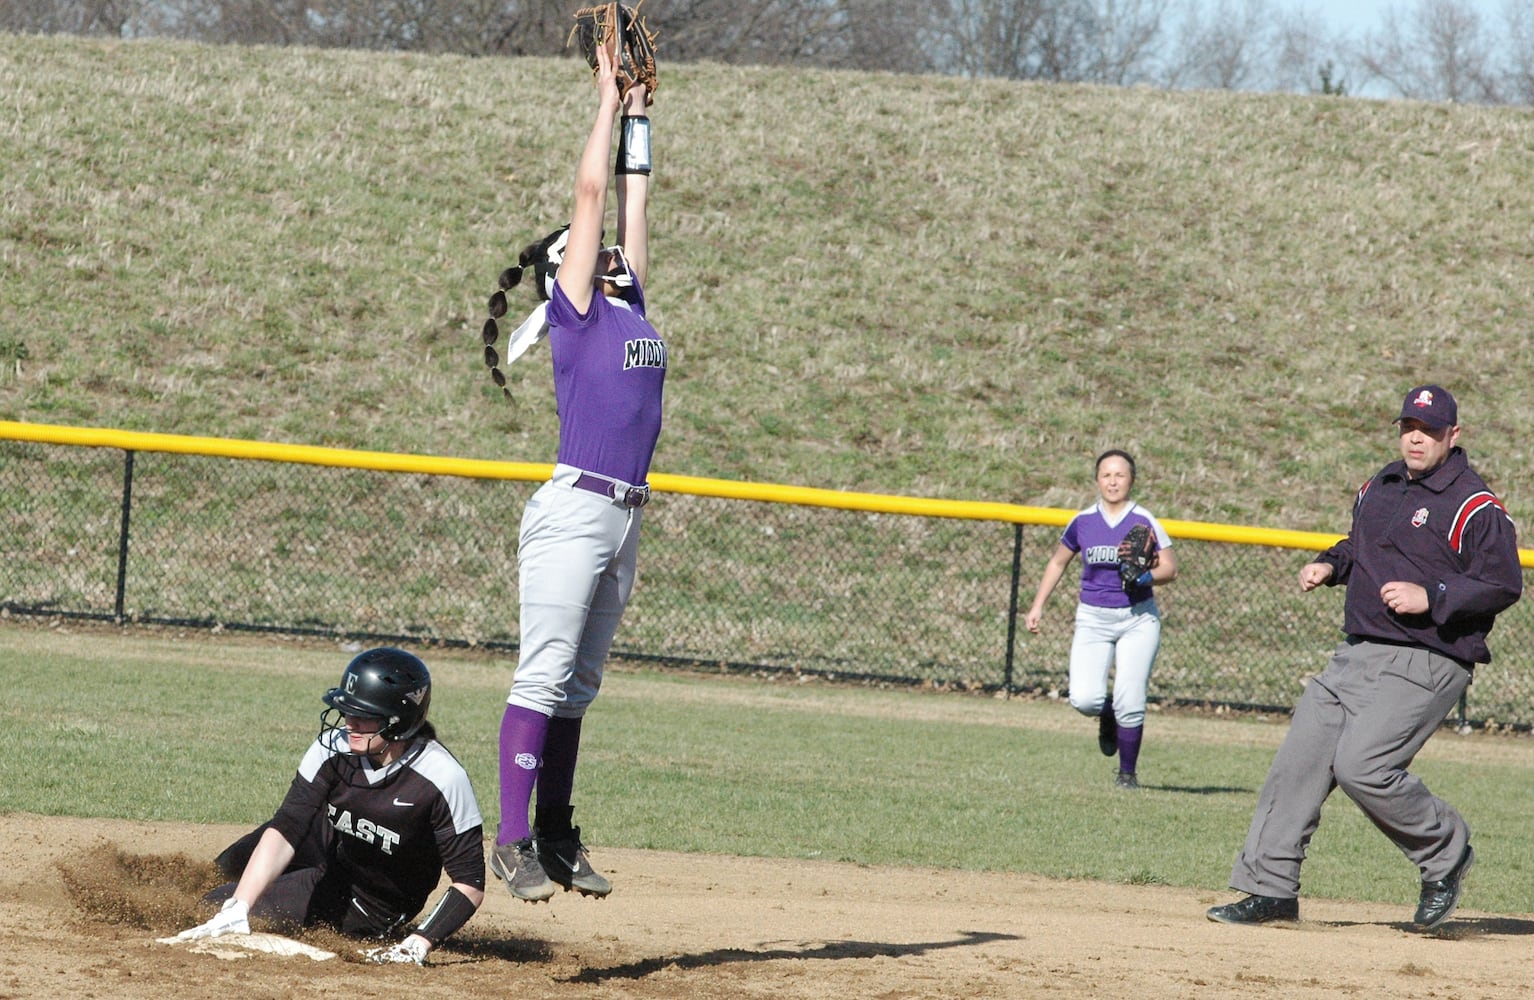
[322,647,432,742]
[496,225,570,303]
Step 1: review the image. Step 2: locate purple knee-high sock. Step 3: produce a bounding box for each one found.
[536,715,583,817]
[1117,724,1144,774]
[497,704,550,845]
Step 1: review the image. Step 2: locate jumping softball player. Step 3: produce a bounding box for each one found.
[488,43,663,904]
[1024,449,1177,789]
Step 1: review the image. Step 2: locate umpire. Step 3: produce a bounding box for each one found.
[1207,384,1522,930]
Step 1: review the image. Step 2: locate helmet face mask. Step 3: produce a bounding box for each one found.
[320,647,432,746]
[598,245,634,290]
[526,226,634,300]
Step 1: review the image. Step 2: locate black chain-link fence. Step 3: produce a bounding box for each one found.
[3,437,1531,726]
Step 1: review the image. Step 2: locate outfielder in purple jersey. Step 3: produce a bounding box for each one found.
[490,46,663,905]
[1024,450,1177,790]
[175,649,486,966]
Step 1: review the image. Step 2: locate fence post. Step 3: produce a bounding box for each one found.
[114,450,134,623]
[1004,522,1023,696]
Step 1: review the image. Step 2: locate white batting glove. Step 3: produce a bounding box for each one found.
[361,936,429,966]
[175,898,250,940]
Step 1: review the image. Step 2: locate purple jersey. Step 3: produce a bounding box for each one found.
[546,281,666,486]
[1059,503,1173,609]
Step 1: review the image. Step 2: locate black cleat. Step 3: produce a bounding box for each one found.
[1098,708,1118,756]
[536,826,612,898]
[1415,844,1474,930]
[1206,893,1299,925]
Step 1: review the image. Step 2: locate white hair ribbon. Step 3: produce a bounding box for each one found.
[502,302,549,366]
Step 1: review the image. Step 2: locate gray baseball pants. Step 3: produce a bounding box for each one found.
[1228,638,1472,899]
[507,467,642,720]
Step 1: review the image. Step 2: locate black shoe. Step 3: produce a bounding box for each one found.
[1206,894,1299,925]
[1098,709,1118,756]
[533,804,612,898]
[1415,844,1474,930]
[535,826,612,897]
[1114,770,1139,790]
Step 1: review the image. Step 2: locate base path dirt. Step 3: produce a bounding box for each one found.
[4,812,1531,1000]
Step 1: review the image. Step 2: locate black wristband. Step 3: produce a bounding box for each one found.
[616,115,652,175]
[412,885,478,946]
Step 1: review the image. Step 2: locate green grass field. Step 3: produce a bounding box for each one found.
[5,35,1534,920]
[6,624,1533,914]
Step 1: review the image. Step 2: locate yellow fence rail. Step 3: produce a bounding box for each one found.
[3,420,1530,727]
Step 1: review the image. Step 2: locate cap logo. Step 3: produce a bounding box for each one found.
[405,686,427,706]
[1411,390,1436,409]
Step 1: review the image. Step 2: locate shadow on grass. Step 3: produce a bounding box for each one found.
[556,929,1021,983]
[1141,783,1253,795]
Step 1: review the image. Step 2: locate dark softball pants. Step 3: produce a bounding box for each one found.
[1227,638,1472,899]
[207,816,411,938]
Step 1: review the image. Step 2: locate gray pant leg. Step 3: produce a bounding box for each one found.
[1332,644,1470,879]
[561,506,640,717]
[508,482,638,717]
[1229,640,1471,897]
[1228,647,1346,898]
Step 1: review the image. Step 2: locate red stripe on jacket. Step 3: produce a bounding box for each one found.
[1448,492,1506,553]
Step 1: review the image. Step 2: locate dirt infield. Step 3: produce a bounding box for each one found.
[5,812,1532,1000]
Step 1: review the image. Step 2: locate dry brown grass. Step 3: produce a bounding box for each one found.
[3,35,1533,532]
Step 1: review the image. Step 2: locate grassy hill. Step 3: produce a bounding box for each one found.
[3,34,1533,533]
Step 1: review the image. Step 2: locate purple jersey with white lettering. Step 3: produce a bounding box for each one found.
[1059,503,1173,609]
[546,281,666,486]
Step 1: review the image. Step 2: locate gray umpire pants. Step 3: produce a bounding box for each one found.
[1228,638,1472,899]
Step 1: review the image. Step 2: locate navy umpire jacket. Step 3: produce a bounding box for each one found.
[1315,447,1522,666]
